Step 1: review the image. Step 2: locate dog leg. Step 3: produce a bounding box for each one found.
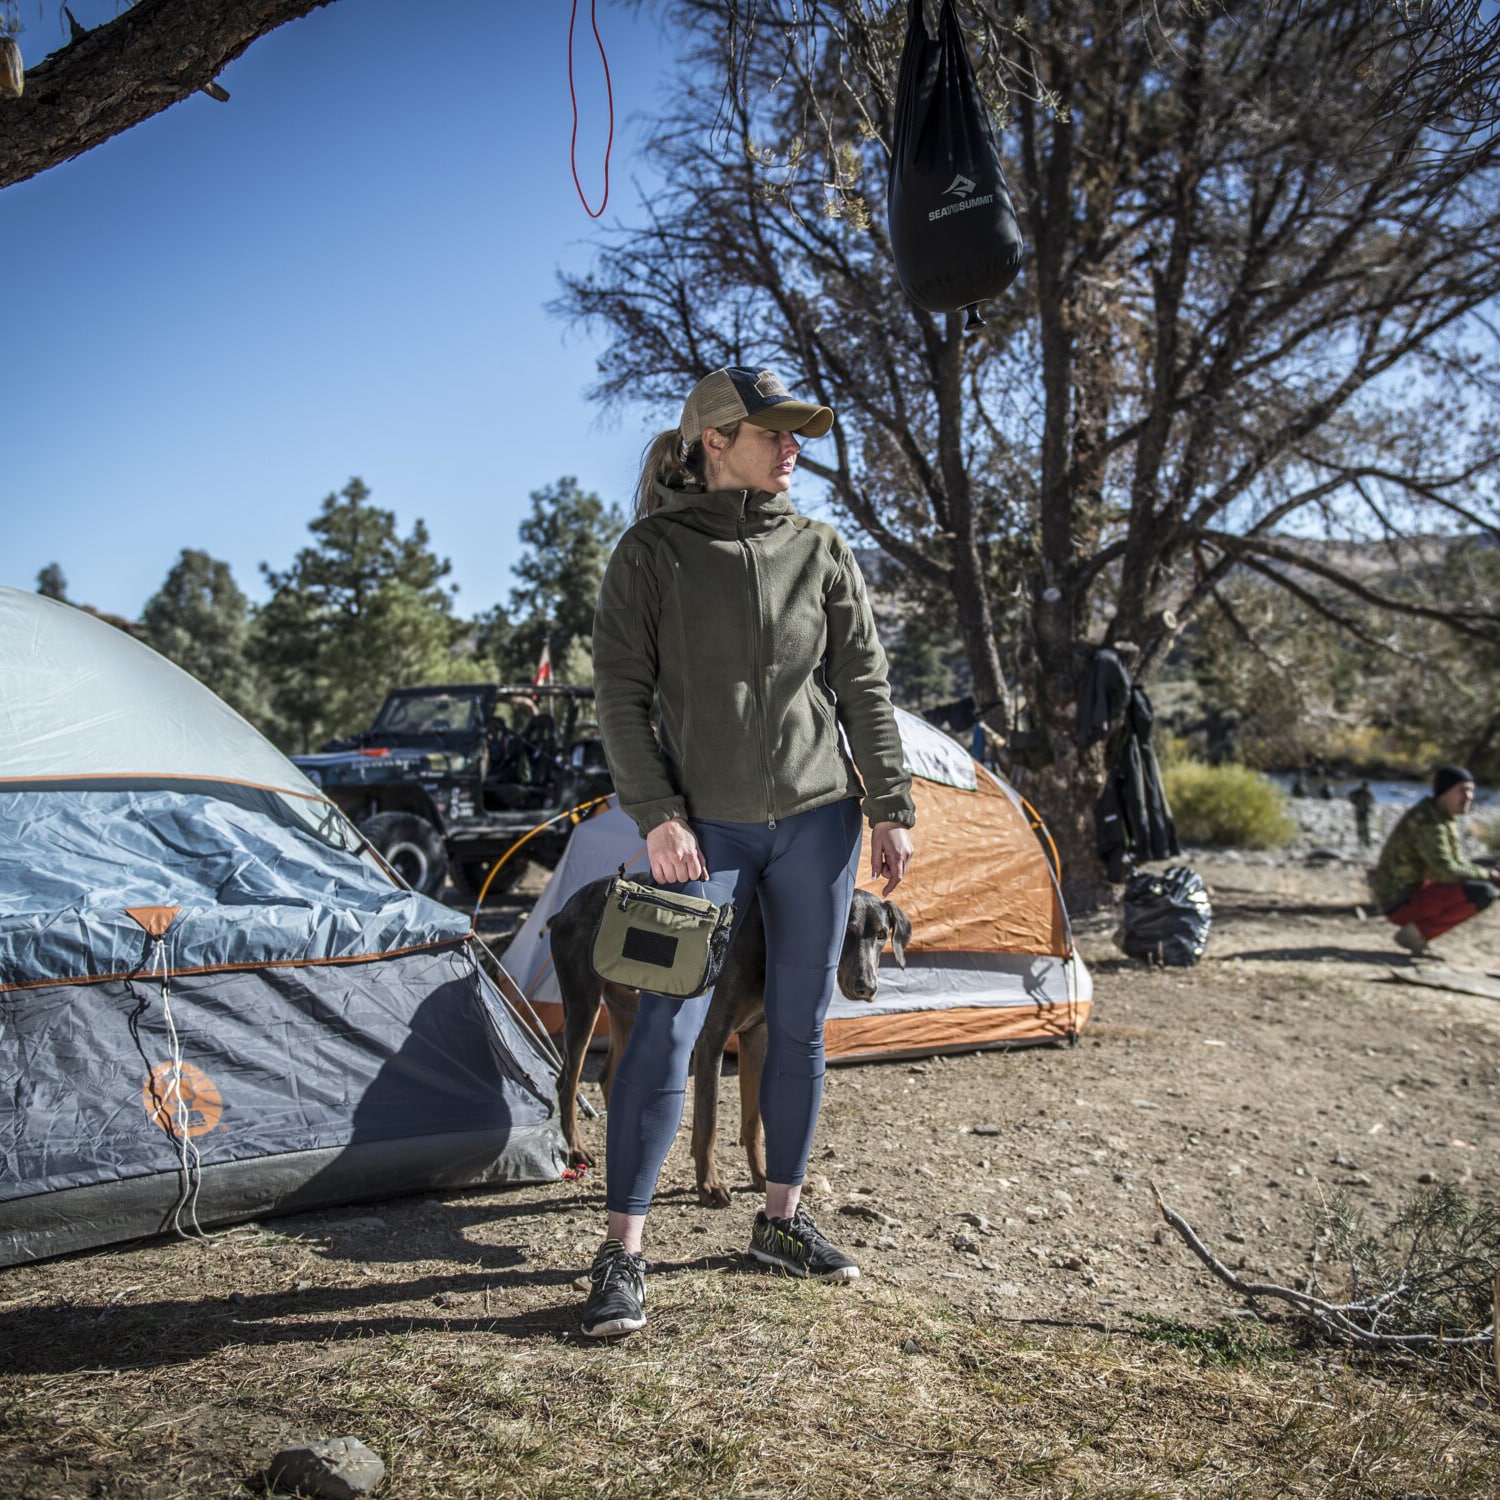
[599,983,638,1107]
[691,1005,740,1209]
[557,991,600,1170]
[737,1019,768,1193]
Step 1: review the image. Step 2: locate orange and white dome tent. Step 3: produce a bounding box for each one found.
[502,709,1091,1061]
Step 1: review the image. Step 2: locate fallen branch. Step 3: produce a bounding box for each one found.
[1151,1183,1495,1355]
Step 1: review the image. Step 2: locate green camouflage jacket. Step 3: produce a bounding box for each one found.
[1370,795,1490,909]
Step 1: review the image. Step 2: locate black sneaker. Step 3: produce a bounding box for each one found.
[748,1208,860,1281]
[580,1239,648,1338]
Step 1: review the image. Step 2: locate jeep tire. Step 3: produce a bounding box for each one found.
[359,811,449,898]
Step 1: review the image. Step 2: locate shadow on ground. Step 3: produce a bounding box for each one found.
[0,1240,743,1376]
[1222,945,1408,965]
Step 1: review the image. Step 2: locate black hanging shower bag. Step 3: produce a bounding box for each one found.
[888,0,1024,327]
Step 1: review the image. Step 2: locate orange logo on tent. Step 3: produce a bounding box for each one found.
[142,1063,223,1138]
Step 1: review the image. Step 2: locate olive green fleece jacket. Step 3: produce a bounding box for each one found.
[1371,795,1492,909]
[592,483,916,838]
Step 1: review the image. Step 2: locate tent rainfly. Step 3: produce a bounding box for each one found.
[0,586,567,1267]
[503,709,1092,1062]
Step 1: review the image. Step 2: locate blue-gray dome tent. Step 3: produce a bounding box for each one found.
[0,585,566,1265]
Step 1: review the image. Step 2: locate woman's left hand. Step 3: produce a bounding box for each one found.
[869,821,913,895]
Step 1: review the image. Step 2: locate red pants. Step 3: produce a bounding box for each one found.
[1386,879,1497,941]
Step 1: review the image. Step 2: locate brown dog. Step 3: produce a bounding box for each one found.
[550,880,911,1206]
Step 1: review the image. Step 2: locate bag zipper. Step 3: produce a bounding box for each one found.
[617,883,718,921]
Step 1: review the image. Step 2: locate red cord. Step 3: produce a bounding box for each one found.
[568,0,614,218]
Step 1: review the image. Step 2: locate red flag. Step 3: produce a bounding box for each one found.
[533,641,553,686]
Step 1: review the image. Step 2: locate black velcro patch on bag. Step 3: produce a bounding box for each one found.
[622,926,680,970]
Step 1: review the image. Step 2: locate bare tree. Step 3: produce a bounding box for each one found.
[0,0,332,191]
[558,0,1500,905]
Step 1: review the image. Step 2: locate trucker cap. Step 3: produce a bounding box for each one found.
[680,367,835,445]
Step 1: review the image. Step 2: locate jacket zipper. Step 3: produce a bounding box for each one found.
[738,507,777,829]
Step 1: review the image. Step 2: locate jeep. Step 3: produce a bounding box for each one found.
[293,683,612,899]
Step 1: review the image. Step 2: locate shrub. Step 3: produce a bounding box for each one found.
[1163,759,1296,848]
[1471,810,1500,857]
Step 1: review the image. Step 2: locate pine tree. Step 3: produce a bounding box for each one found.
[255,478,477,752]
[35,563,68,602]
[140,550,267,727]
[505,477,624,682]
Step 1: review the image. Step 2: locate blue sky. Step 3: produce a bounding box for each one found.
[4,0,671,620]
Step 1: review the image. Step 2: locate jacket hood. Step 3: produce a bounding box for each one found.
[650,482,794,520]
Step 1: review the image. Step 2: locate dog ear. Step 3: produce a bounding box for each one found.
[884,901,911,969]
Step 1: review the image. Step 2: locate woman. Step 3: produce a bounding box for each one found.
[582,366,915,1338]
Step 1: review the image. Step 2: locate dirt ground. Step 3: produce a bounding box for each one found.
[483,848,1500,1329]
[8,849,1496,1332]
[4,848,1499,1496]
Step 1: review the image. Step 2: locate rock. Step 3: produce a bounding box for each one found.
[805,1174,834,1195]
[979,1258,999,1271]
[837,1202,899,1227]
[972,1123,1002,1137]
[900,1337,921,1354]
[1418,1170,1438,1184]
[959,1212,990,1230]
[432,1291,462,1308]
[267,1437,385,1499]
[1131,1098,1160,1110]
[952,1231,976,1251]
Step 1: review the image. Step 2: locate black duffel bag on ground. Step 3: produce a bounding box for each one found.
[888,0,1024,328]
[1119,865,1213,967]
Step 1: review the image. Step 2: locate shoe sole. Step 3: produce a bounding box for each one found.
[748,1247,860,1281]
[580,1313,647,1338]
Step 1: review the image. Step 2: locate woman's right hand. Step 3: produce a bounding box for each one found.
[646,816,707,885]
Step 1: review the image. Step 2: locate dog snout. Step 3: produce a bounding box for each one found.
[838,960,880,1002]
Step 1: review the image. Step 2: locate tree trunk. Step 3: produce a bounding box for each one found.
[1028,743,1112,917]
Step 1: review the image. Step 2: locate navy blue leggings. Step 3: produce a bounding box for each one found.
[604,798,862,1215]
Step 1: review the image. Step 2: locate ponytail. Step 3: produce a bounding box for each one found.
[635,428,698,518]
[634,419,743,518]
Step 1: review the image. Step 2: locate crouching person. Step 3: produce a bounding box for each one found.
[1371,765,1500,956]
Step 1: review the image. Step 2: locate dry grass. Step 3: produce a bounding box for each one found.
[2,1222,1497,1499]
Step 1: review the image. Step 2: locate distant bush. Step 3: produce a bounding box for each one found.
[1164,760,1296,848]
[1471,811,1500,857]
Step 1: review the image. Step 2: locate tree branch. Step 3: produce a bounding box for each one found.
[1153,1184,1495,1354]
[2,0,334,192]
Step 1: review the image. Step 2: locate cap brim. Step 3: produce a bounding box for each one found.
[745,402,835,438]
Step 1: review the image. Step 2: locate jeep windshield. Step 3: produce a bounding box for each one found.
[372,691,483,736]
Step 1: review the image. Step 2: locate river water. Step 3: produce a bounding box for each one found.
[1265,773,1499,809]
